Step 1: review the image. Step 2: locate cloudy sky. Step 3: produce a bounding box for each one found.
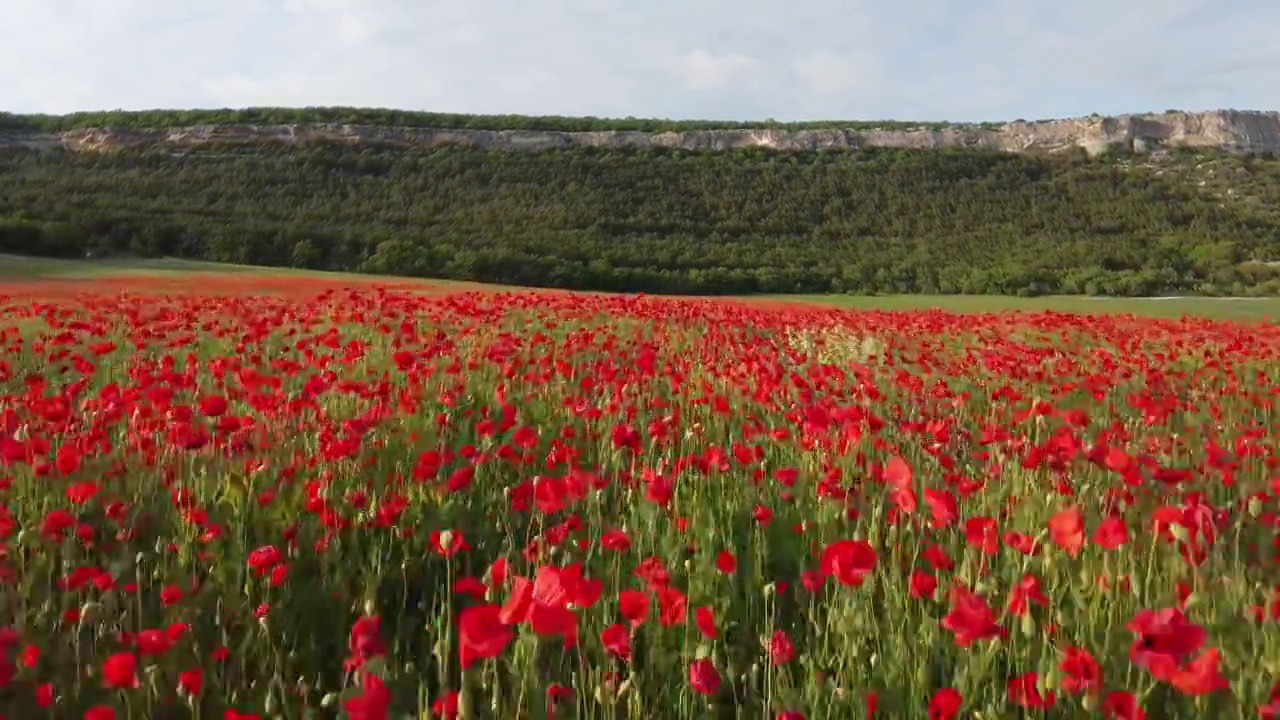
[3,0,1277,122]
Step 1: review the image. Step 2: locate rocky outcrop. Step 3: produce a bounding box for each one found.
[3,110,1280,157]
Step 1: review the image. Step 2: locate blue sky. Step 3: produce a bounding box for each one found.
[3,0,1278,122]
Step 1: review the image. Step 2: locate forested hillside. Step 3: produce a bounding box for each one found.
[0,108,982,133]
[4,138,1280,295]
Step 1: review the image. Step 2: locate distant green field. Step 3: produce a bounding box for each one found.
[769,293,1280,322]
[0,254,375,280]
[1,255,1276,322]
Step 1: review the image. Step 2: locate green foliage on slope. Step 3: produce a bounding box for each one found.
[3,140,1280,296]
[0,107,987,133]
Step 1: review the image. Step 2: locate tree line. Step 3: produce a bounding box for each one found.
[3,140,1280,296]
[0,107,993,134]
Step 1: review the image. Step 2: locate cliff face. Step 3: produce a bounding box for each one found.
[3,110,1280,156]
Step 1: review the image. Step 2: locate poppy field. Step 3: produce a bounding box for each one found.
[2,279,1280,719]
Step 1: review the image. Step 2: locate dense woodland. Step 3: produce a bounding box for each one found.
[4,127,1280,295]
[0,107,996,133]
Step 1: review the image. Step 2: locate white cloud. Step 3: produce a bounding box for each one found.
[0,0,1275,121]
[791,52,881,97]
[669,49,757,91]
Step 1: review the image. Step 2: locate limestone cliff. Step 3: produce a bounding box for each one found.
[3,110,1280,157]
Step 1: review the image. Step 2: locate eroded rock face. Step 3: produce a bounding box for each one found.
[3,110,1279,156]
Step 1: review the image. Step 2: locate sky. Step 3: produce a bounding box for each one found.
[3,0,1278,123]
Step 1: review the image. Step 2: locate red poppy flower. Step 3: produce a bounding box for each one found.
[818,539,877,587]
[1170,648,1228,696]
[343,672,392,720]
[688,658,721,696]
[941,587,1005,647]
[1059,646,1102,695]
[101,653,138,689]
[695,606,716,640]
[601,624,632,662]
[1007,672,1055,709]
[657,586,687,627]
[618,590,649,627]
[1048,507,1085,558]
[1127,608,1206,682]
[458,605,514,669]
[768,630,794,665]
[178,668,203,697]
[345,616,387,673]
[716,551,737,574]
[1007,573,1048,616]
[1102,691,1145,720]
[909,570,937,599]
[1092,516,1129,550]
[927,688,962,720]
